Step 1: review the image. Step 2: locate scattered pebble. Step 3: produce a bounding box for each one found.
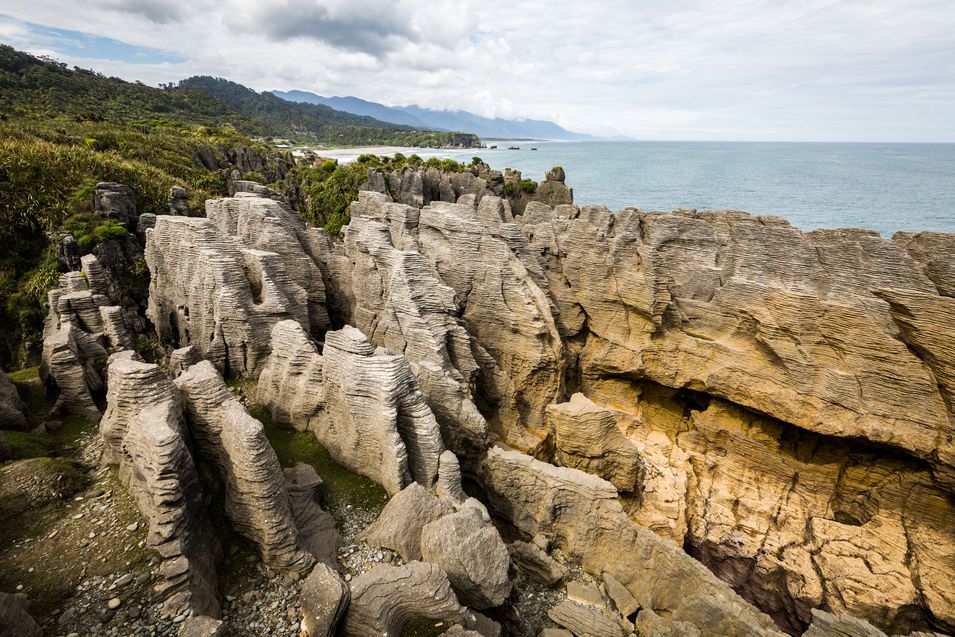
[107,597,122,610]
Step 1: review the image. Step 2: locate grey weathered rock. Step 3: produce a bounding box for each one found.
[482,446,784,636]
[175,361,315,574]
[177,615,224,637]
[538,630,574,637]
[420,507,512,609]
[168,345,202,378]
[95,182,137,228]
[284,463,341,569]
[437,450,467,502]
[40,259,132,421]
[340,562,468,637]
[146,191,329,378]
[169,185,190,216]
[330,194,490,462]
[100,353,220,618]
[322,325,440,494]
[894,230,955,296]
[360,482,452,562]
[0,592,41,637]
[0,371,27,430]
[300,563,349,637]
[507,541,566,587]
[258,321,445,495]
[635,609,701,637]
[546,600,626,637]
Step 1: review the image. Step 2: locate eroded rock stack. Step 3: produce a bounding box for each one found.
[41,255,133,421]
[258,320,445,495]
[145,193,329,377]
[101,350,339,618]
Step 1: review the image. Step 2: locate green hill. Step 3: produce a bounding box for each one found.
[178,76,479,147]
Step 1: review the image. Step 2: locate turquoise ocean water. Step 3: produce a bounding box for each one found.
[434,141,955,235]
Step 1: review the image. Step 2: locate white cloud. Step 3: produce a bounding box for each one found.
[2,0,953,140]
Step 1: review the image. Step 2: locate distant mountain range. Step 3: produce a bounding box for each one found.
[272,90,593,141]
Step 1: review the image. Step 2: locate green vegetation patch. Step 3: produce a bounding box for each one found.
[402,618,453,636]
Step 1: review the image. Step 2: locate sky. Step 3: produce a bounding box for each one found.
[1,0,953,141]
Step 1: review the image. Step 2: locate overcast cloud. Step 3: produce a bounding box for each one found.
[1,0,953,141]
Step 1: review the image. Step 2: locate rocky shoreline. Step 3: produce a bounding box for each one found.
[1,168,953,637]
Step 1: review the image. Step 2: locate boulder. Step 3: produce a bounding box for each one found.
[546,600,626,637]
[544,393,643,492]
[340,562,468,637]
[603,571,638,617]
[360,482,452,562]
[301,563,349,637]
[95,182,137,228]
[420,507,512,609]
[0,592,41,637]
[802,609,889,637]
[169,185,190,216]
[177,615,224,637]
[0,371,27,430]
[284,463,341,568]
[507,541,566,587]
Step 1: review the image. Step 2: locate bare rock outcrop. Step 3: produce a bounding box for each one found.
[542,393,642,492]
[284,463,341,569]
[482,446,784,637]
[100,353,220,618]
[324,192,489,462]
[146,191,329,378]
[360,482,453,562]
[174,361,316,574]
[300,563,349,637]
[420,507,512,609]
[257,321,445,495]
[0,371,28,429]
[340,562,470,637]
[41,257,132,420]
[547,599,626,637]
[0,592,42,637]
[507,540,566,587]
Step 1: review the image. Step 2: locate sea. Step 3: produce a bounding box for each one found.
[424,141,955,236]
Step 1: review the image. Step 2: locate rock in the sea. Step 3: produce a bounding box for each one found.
[340,562,468,637]
[175,361,315,574]
[360,482,453,562]
[420,507,512,609]
[300,563,349,637]
[0,592,41,637]
[0,371,27,430]
[547,599,626,637]
[507,540,566,587]
[100,353,221,617]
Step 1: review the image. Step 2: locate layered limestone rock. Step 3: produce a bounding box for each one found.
[340,562,472,637]
[146,191,328,378]
[321,325,444,493]
[174,361,316,574]
[360,482,453,562]
[328,193,489,462]
[284,463,341,569]
[482,446,785,637]
[257,320,445,495]
[41,257,132,421]
[100,353,220,617]
[542,392,642,492]
[0,371,28,429]
[420,507,512,609]
[300,563,349,637]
